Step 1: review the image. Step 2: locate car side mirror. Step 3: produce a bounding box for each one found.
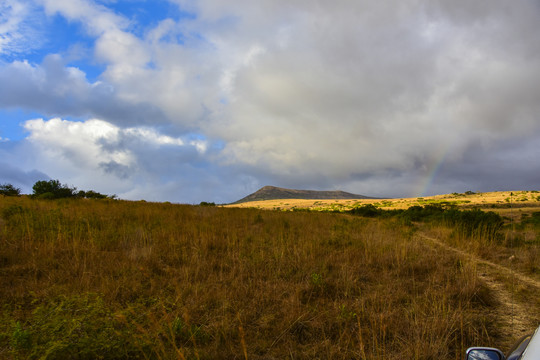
[466,347,506,360]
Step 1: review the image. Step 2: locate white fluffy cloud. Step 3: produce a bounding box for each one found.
[0,116,233,202]
[25,118,134,170]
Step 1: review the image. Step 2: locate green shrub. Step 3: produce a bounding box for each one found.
[77,190,108,199]
[442,208,503,237]
[348,204,503,239]
[199,201,216,206]
[0,183,21,196]
[10,322,31,352]
[4,294,146,360]
[349,204,381,217]
[32,180,75,199]
[522,212,540,227]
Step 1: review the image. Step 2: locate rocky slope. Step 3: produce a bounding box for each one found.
[232,185,376,204]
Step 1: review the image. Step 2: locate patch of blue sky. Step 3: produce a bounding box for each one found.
[0,109,90,141]
[163,131,225,153]
[40,14,105,83]
[209,139,226,152]
[0,108,42,141]
[185,133,207,142]
[101,1,210,49]
[0,10,106,83]
[185,133,225,153]
[65,58,106,84]
[48,115,88,123]
[102,0,197,38]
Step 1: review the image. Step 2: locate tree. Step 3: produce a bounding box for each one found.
[32,180,75,199]
[79,190,108,199]
[31,180,115,200]
[199,201,216,206]
[0,183,21,196]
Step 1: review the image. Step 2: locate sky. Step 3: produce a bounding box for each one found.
[1,0,540,203]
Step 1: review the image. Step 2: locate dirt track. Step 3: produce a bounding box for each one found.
[417,232,539,347]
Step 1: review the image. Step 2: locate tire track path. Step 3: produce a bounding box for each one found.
[416,232,539,343]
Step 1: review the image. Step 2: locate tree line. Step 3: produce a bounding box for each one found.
[0,180,114,199]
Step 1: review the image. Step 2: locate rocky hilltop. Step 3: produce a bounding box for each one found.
[232,186,376,204]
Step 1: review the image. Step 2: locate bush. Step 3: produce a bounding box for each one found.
[349,204,381,217]
[32,180,75,199]
[0,183,21,196]
[441,208,503,238]
[398,204,445,222]
[199,201,216,206]
[32,180,112,200]
[77,190,108,199]
[522,212,540,227]
[348,204,503,239]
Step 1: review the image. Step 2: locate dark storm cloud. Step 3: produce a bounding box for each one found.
[197,0,540,197]
[0,161,49,192]
[428,133,540,195]
[99,161,133,179]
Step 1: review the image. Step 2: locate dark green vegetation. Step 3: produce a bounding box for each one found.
[0,197,538,359]
[199,201,216,206]
[0,184,21,197]
[349,204,504,238]
[520,211,540,228]
[31,180,113,199]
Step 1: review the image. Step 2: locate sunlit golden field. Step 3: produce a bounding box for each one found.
[226,190,540,220]
[1,195,539,359]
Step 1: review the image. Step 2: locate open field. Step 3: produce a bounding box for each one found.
[1,195,539,359]
[226,190,540,220]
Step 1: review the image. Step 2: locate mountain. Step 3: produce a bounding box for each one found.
[232,186,377,204]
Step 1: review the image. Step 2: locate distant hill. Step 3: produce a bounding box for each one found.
[232,186,376,204]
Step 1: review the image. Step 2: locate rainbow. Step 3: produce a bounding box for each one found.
[414,145,450,197]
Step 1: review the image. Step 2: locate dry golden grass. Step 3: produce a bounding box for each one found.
[0,195,538,359]
[226,190,540,215]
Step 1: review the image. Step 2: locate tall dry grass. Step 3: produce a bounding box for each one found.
[0,197,503,359]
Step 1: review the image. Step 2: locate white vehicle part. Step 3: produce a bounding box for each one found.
[521,326,540,360]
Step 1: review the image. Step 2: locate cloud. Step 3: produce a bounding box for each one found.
[183,0,540,195]
[3,0,540,201]
[0,55,169,127]
[30,0,220,130]
[22,117,211,170]
[0,0,41,55]
[429,132,540,194]
[14,117,238,202]
[24,117,134,170]
[38,0,128,36]
[0,161,49,190]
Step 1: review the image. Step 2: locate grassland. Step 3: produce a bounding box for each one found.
[1,195,539,359]
[226,190,540,217]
